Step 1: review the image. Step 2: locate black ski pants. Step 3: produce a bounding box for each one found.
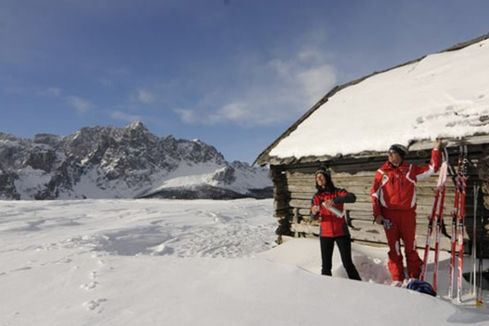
[320,235,361,280]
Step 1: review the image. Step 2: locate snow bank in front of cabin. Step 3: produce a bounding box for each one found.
[270,38,489,159]
[0,199,488,326]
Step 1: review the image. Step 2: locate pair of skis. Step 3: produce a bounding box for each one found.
[420,145,481,304]
[420,148,448,292]
[448,145,469,302]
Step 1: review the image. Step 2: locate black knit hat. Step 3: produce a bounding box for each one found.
[389,144,408,158]
[315,167,330,176]
[314,167,335,192]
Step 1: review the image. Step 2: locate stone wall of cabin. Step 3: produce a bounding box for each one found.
[271,146,489,256]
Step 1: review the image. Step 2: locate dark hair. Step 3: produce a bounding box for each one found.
[389,144,408,159]
[315,169,336,193]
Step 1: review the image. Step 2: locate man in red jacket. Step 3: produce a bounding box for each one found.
[371,140,441,285]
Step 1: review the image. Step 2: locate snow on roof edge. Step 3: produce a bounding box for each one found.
[255,32,489,166]
[262,134,489,167]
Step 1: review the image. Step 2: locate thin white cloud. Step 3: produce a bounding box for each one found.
[34,88,99,115]
[297,64,336,103]
[98,78,113,88]
[38,87,61,97]
[132,88,155,104]
[175,42,337,127]
[110,111,142,123]
[211,102,249,123]
[297,48,326,63]
[174,108,197,124]
[66,96,94,114]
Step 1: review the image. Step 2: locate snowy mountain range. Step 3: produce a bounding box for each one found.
[0,122,272,200]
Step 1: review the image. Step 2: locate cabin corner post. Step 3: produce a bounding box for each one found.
[270,165,292,242]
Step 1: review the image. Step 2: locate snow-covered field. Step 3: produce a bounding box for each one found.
[0,199,488,325]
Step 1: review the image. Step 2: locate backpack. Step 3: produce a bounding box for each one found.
[406,279,437,297]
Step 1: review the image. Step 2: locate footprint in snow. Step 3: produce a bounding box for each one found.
[80,270,99,290]
[80,281,98,290]
[83,298,107,312]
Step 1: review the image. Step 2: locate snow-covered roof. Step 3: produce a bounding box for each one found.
[256,33,489,165]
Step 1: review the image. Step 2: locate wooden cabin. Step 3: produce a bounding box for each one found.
[255,33,489,257]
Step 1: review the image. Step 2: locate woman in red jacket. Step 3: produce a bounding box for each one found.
[311,168,361,280]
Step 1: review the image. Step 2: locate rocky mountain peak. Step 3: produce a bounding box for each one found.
[0,125,271,200]
[0,132,19,142]
[33,133,61,146]
[126,121,147,131]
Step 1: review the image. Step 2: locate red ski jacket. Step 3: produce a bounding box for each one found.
[370,148,441,217]
[311,188,356,237]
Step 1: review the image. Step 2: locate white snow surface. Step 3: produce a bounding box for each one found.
[145,162,271,195]
[0,199,488,325]
[14,167,53,198]
[149,163,225,189]
[270,38,489,159]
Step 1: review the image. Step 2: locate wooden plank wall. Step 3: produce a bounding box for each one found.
[271,151,489,254]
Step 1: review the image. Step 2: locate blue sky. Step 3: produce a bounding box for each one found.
[1,0,488,163]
